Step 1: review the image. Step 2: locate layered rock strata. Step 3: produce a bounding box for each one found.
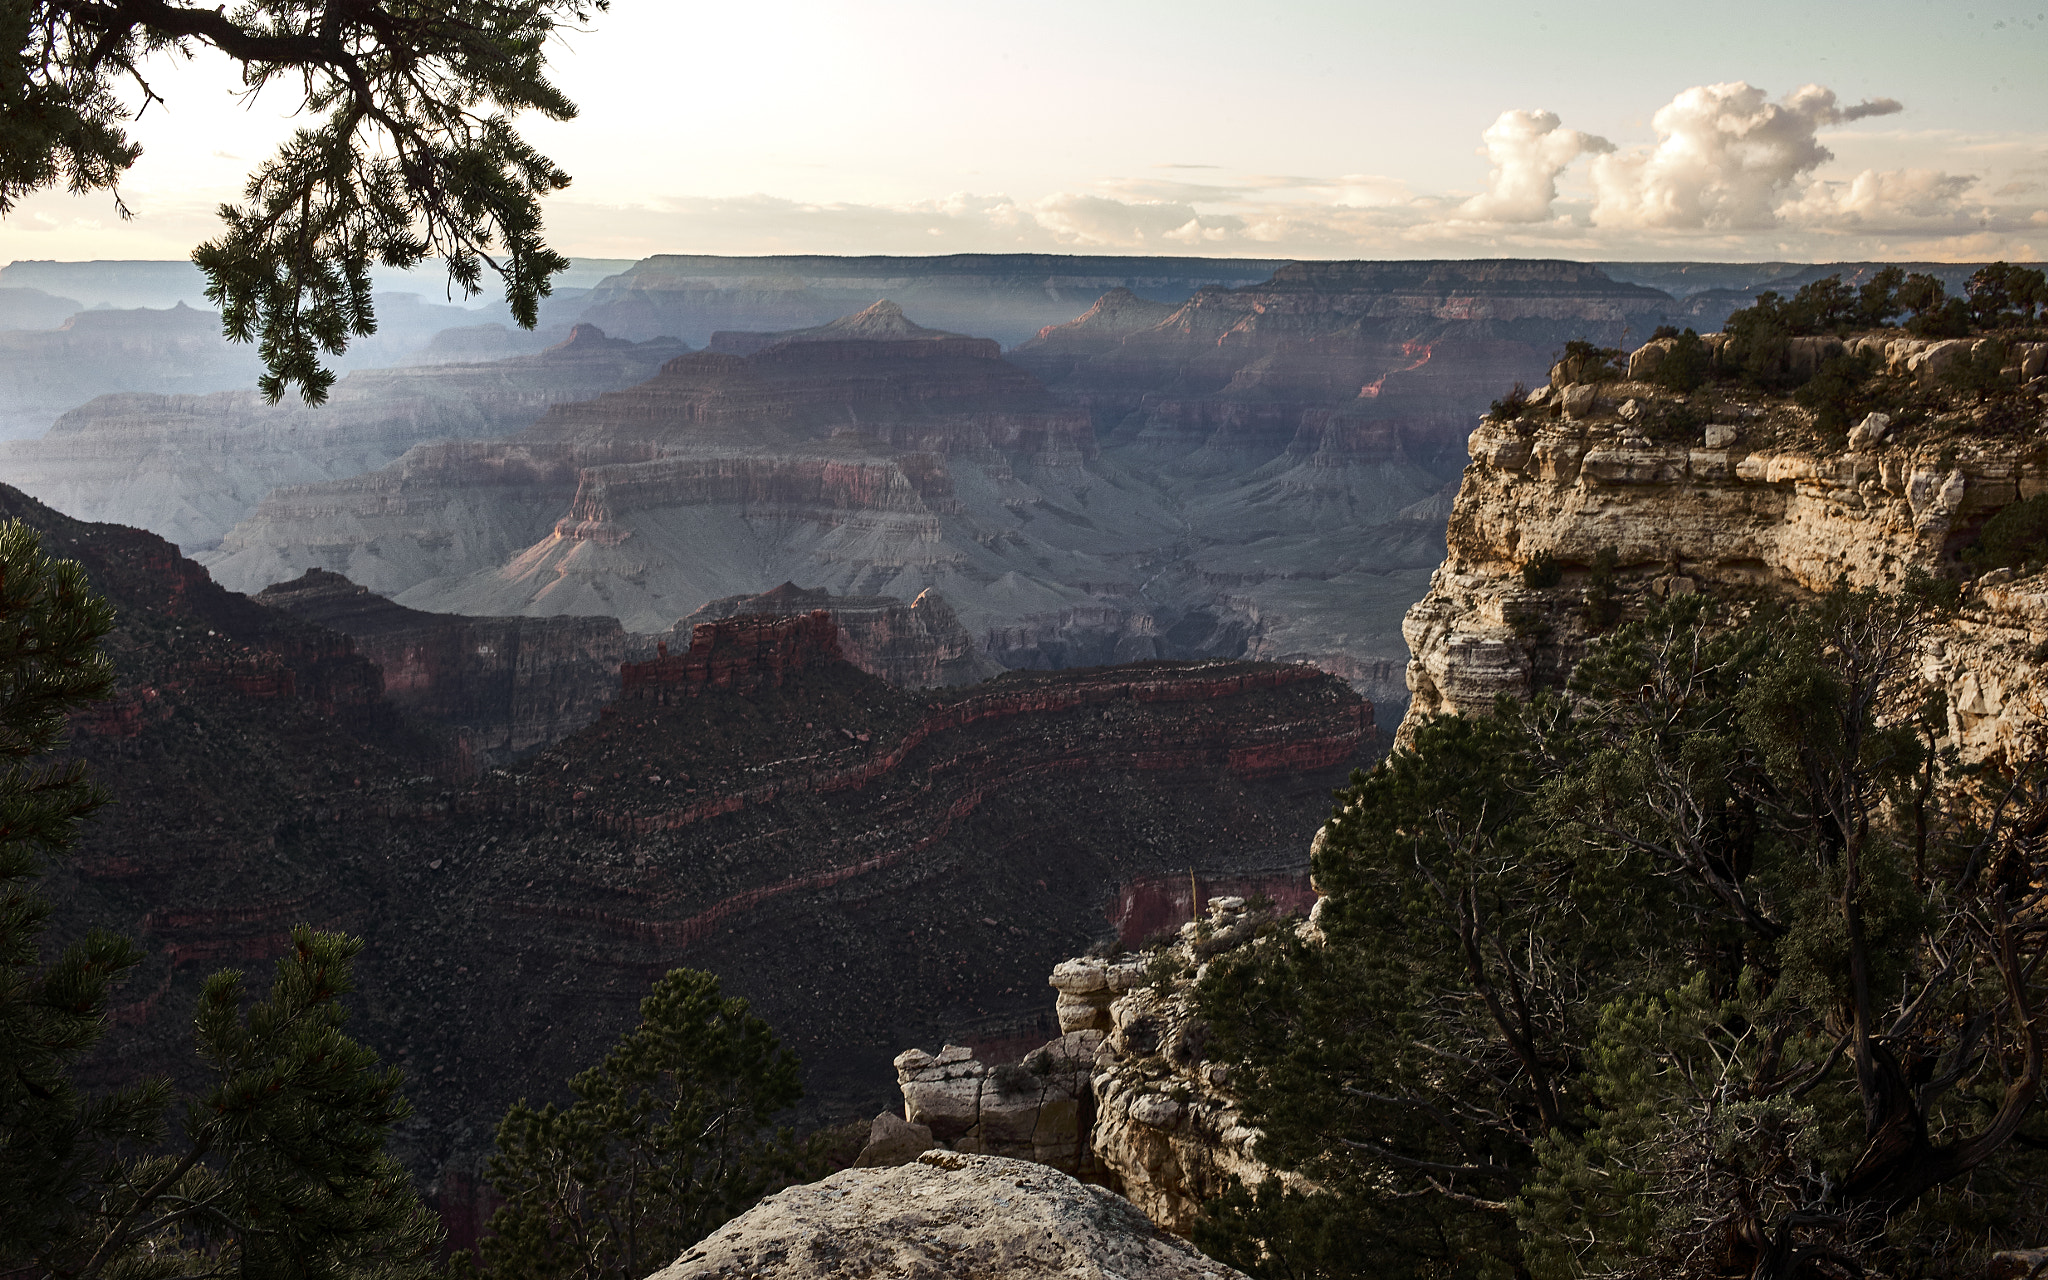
[650,1151,1249,1280]
[573,253,1284,347]
[886,896,1298,1236]
[1008,260,1685,717]
[680,581,1002,688]
[255,568,631,763]
[41,494,1375,1240]
[4,325,682,550]
[1399,334,2048,764]
[207,303,1188,658]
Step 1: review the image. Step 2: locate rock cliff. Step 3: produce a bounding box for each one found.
[650,1151,1248,1280]
[1399,331,2048,764]
[3,325,682,550]
[1009,260,1684,719]
[31,492,1375,1239]
[206,303,1186,658]
[572,253,1284,347]
[255,568,632,764]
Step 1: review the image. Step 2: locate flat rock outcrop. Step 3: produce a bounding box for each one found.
[1399,334,2048,766]
[4,325,682,550]
[255,568,631,762]
[650,1151,1247,1280]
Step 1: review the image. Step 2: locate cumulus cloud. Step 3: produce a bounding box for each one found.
[1588,82,1904,230]
[523,79,2042,266]
[1458,109,1614,222]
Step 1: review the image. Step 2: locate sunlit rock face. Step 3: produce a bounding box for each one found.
[570,253,1285,348]
[1,325,682,550]
[1397,340,2048,769]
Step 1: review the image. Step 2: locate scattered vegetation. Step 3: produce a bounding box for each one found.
[1194,590,2048,1280]
[0,522,441,1280]
[1488,382,1531,421]
[1520,551,1564,590]
[1964,494,2048,571]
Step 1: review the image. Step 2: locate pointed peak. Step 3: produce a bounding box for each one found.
[775,300,961,343]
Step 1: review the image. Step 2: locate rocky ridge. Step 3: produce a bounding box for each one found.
[572,253,1285,347]
[254,568,634,765]
[680,581,1002,688]
[1399,330,2048,762]
[3,325,683,550]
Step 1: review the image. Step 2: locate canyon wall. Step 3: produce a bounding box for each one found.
[25,482,1376,1239]
[2,325,683,550]
[1398,336,2048,766]
[255,568,632,764]
[571,254,1286,347]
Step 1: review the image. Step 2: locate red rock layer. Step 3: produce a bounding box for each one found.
[621,611,844,699]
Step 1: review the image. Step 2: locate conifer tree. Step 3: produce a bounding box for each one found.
[0,520,441,1280]
[478,968,803,1280]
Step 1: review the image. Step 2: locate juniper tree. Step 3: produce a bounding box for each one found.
[1196,592,2048,1280]
[3,0,605,403]
[478,968,804,1280]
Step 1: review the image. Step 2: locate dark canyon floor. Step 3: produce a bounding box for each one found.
[16,481,1375,1238]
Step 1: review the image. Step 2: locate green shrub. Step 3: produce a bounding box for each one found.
[1489,382,1530,420]
[1521,552,1564,589]
[1965,495,2048,570]
[1650,328,1710,393]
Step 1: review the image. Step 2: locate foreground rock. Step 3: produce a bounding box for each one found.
[650,1151,1247,1280]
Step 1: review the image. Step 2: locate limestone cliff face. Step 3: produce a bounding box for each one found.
[1399,338,2048,764]
[2,325,682,550]
[254,569,630,763]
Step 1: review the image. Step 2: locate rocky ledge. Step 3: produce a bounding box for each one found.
[650,1151,1247,1280]
[876,895,1303,1237]
[1401,332,2048,763]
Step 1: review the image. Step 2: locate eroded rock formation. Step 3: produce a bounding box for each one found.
[3,325,682,550]
[680,581,1002,688]
[651,1151,1248,1280]
[255,568,631,763]
[1398,335,2048,762]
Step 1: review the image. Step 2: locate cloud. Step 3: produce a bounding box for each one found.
[524,79,2042,266]
[1588,82,1904,230]
[1458,109,1613,223]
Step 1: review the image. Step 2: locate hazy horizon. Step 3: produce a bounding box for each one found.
[2,0,2044,268]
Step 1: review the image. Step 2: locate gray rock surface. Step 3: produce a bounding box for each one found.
[648,1151,1248,1280]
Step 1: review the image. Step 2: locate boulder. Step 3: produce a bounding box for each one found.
[852,1111,937,1168]
[1847,412,1892,450]
[1703,423,1741,449]
[1626,339,1672,380]
[1560,383,1598,420]
[1987,1249,2048,1280]
[648,1151,1249,1280]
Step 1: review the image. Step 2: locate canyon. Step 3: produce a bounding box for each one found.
[20,481,1375,1240]
[196,260,1689,723]
[0,324,684,550]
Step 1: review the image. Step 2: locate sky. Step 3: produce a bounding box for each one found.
[4,0,2046,267]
